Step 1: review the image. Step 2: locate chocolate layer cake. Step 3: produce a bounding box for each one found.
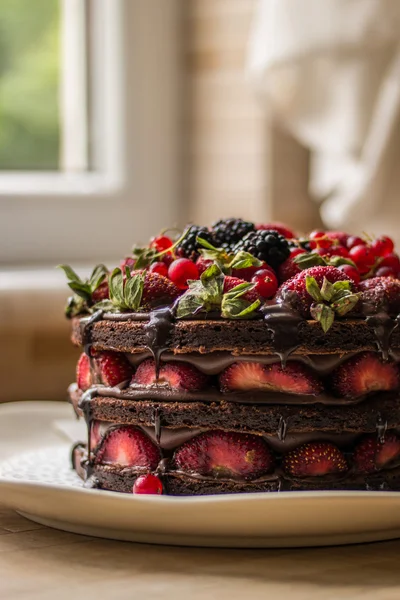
[61,220,400,495]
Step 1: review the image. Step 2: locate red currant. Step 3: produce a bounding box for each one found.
[309,230,331,249]
[150,235,173,253]
[162,253,174,267]
[346,236,365,250]
[168,258,199,289]
[338,264,360,284]
[120,256,136,271]
[232,261,271,282]
[315,246,349,258]
[251,269,278,299]
[289,248,306,258]
[375,266,396,278]
[349,245,375,273]
[132,474,163,495]
[371,236,394,257]
[379,253,400,271]
[149,261,168,277]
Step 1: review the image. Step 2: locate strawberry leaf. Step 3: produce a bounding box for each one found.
[328,256,357,268]
[294,253,326,269]
[89,264,108,289]
[332,293,360,316]
[58,264,82,283]
[124,272,145,310]
[305,276,323,302]
[320,277,334,302]
[221,297,261,319]
[229,251,263,271]
[109,268,127,309]
[66,281,92,300]
[310,303,335,333]
[175,292,204,318]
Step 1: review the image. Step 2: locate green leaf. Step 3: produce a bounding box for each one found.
[109,268,127,309]
[328,256,357,268]
[196,237,221,252]
[124,273,145,310]
[221,297,261,319]
[223,281,256,300]
[132,246,156,269]
[89,264,108,288]
[294,253,326,269]
[320,277,334,302]
[229,251,263,271]
[91,299,116,312]
[305,276,323,302]
[332,293,361,316]
[175,292,204,318]
[310,303,335,333]
[57,264,82,283]
[65,295,86,318]
[67,280,92,300]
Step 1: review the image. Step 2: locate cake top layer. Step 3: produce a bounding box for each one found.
[60,219,400,350]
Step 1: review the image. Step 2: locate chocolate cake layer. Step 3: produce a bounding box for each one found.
[80,394,400,436]
[71,314,400,355]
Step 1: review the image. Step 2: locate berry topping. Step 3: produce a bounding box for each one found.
[150,235,173,253]
[337,263,360,284]
[76,353,92,391]
[120,256,136,271]
[277,248,306,283]
[349,244,375,274]
[353,433,400,473]
[168,258,199,290]
[232,229,290,270]
[282,442,348,477]
[371,236,394,257]
[195,256,213,275]
[276,266,359,329]
[330,352,399,399]
[174,430,274,480]
[379,253,400,273]
[257,222,295,238]
[96,426,160,468]
[251,269,278,299]
[91,280,110,302]
[94,351,133,387]
[309,230,332,249]
[142,272,181,308]
[375,266,396,278]
[133,358,208,391]
[133,474,163,495]
[359,277,400,314]
[211,218,256,250]
[346,235,365,250]
[223,275,259,303]
[219,361,323,395]
[176,225,215,260]
[148,261,169,277]
[325,231,349,246]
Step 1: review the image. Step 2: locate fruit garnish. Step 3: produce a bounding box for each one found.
[133,358,208,391]
[330,351,399,399]
[251,269,278,299]
[174,430,274,480]
[133,474,163,495]
[76,353,92,391]
[359,277,400,314]
[371,236,394,257]
[219,361,322,395]
[148,261,169,277]
[175,225,215,260]
[353,433,400,473]
[58,263,109,317]
[337,263,360,284]
[232,230,290,270]
[256,222,295,238]
[95,426,160,468]
[277,248,306,283]
[93,351,133,387]
[349,244,375,274]
[277,266,360,331]
[168,258,199,290]
[212,218,256,251]
[150,235,173,253]
[282,442,348,477]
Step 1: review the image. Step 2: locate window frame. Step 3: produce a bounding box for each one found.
[0,0,183,266]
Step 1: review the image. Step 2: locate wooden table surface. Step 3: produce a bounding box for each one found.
[2,503,400,599]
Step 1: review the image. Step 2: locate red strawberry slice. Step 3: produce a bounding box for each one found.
[331,352,399,399]
[282,442,348,477]
[133,358,208,391]
[94,351,133,387]
[174,430,274,480]
[76,353,92,391]
[95,425,160,468]
[223,275,259,302]
[353,433,400,473]
[219,361,323,395]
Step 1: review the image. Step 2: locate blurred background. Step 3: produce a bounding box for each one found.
[1,0,399,402]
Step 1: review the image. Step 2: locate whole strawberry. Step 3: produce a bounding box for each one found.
[359,276,400,315]
[223,275,259,303]
[276,266,360,331]
[141,272,181,309]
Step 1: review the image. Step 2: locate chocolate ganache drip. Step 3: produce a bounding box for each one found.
[144,306,175,378]
[80,309,104,357]
[365,311,399,361]
[261,292,303,366]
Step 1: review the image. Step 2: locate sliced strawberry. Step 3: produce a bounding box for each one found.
[94,351,133,387]
[330,352,399,399]
[133,358,208,391]
[223,275,259,302]
[174,430,274,480]
[353,433,400,473]
[141,272,181,309]
[219,361,323,395]
[95,425,160,468]
[282,442,348,477]
[76,353,92,391]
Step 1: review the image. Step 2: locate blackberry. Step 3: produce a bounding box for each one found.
[175,225,215,260]
[233,230,290,269]
[212,218,255,251]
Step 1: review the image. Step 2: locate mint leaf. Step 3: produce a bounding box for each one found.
[320,277,334,302]
[89,264,108,288]
[196,237,220,252]
[66,281,92,300]
[294,253,326,269]
[58,264,81,282]
[109,268,127,309]
[91,299,115,312]
[310,303,335,333]
[175,293,204,318]
[332,293,360,316]
[221,297,261,319]
[229,251,263,271]
[305,276,323,302]
[124,273,144,310]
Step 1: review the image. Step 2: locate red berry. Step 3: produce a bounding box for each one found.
[315,246,349,258]
[353,433,400,473]
[141,272,181,309]
[282,442,348,477]
[223,276,260,303]
[375,266,396,278]
[359,277,400,314]
[309,230,330,249]
[120,256,136,271]
[150,235,173,253]
[349,245,375,273]
[379,253,400,272]
[162,253,174,267]
[277,249,306,283]
[251,269,278,299]
[338,264,360,284]
[196,256,213,275]
[133,474,163,495]
[325,231,349,246]
[231,261,270,282]
[346,236,365,250]
[149,261,168,277]
[371,236,394,257]
[91,281,109,302]
[168,258,199,290]
[290,248,307,258]
[76,353,92,391]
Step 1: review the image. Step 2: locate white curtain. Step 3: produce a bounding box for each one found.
[248,0,400,239]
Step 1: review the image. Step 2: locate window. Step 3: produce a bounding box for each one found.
[0,1,183,265]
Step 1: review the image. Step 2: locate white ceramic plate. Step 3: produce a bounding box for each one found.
[1,401,400,548]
